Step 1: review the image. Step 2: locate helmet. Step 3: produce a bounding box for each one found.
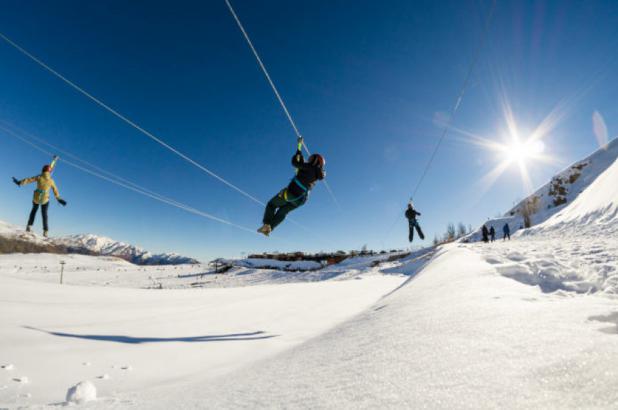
[308,153,325,168]
[42,165,52,173]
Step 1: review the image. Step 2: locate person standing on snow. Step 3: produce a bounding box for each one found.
[257,137,325,236]
[481,225,489,243]
[489,226,496,242]
[13,157,67,238]
[503,223,511,240]
[405,202,425,242]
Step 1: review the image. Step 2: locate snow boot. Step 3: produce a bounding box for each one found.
[257,224,272,237]
[43,230,49,238]
[26,225,32,233]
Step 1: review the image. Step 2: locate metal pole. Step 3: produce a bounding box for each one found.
[59,261,65,284]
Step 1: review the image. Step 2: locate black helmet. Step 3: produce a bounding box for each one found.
[308,153,325,168]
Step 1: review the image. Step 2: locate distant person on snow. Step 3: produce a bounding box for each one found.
[481,225,489,243]
[257,137,325,236]
[405,202,425,242]
[13,156,67,238]
[489,226,496,242]
[503,223,511,241]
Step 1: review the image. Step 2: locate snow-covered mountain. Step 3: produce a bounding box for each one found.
[467,137,618,240]
[528,143,618,235]
[0,220,199,265]
[507,137,618,224]
[55,234,199,265]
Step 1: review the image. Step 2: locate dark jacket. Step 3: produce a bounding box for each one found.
[503,224,510,234]
[405,207,421,221]
[489,226,495,235]
[286,150,325,199]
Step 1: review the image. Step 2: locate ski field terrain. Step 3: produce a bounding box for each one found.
[0,147,617,408]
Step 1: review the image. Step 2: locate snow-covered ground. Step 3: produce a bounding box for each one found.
[1,154,617,408]
[0,269,407,408]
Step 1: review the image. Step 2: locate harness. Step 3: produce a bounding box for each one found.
[282,177,309,204]
[35,188,48,204]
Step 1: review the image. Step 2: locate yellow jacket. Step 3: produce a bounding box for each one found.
[20,172,60,205]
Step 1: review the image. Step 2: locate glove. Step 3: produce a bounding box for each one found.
[57,198,67,206]
[297,136,304,150]
[12,177,21,186]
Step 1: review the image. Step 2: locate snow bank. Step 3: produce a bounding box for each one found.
[66,381,97,404]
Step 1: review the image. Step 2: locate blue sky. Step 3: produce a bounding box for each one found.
[1,0,617,261]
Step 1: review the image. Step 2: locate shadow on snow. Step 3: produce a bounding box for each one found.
[24,326,278,344]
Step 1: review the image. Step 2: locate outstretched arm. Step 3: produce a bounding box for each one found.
[18,176,39,186]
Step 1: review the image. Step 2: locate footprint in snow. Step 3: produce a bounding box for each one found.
[13,376,29,384]
[98,374,110,380]
[1,364,14,370]
[484,257,502,265]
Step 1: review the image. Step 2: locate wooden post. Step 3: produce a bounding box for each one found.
[59,261,66,284]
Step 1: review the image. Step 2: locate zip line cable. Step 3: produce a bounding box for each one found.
[0,125,258,234]
[409,0,496,201]
[383,0,497,244]
[2,121,333,245]
[0,120,176,204]
[224,0,342,211]
[0,32,335,243]
[0,31,265,207]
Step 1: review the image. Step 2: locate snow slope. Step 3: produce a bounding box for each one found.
[508,137,618,222]
[531,152,618,234]
[466,137,618,241]
[93,245,618,409]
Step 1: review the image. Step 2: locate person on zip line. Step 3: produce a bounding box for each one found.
[12,155,67,238]
[257,137,326,236]
[405,202,425,242]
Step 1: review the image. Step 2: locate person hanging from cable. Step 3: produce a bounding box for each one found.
[12,155,67,238]
[405,202,425,242]
[258,137,325,236]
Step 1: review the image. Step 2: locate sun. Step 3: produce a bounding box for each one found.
[503,137,546,165]
[443,103,561,195]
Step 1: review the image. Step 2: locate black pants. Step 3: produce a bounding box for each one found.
[28,202,49,231]
[408,220,424,242]
[263,190,304,230]
[503,232,510,240]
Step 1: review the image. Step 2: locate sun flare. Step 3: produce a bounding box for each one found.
[502,138,546,165]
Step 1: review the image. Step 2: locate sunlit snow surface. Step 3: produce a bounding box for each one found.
[1,157,617,408]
